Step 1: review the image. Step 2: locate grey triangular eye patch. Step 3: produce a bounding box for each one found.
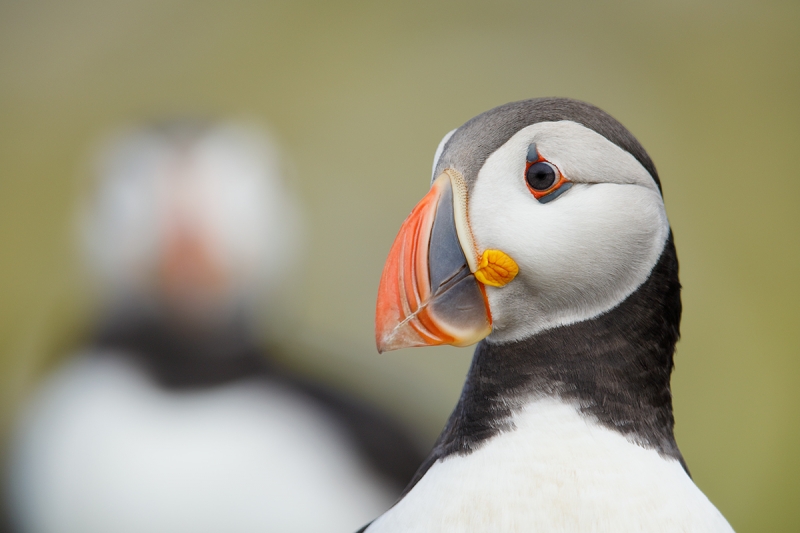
[526,143,538,162]
[537,182,573,204]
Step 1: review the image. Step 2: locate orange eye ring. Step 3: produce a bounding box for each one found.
[525,160,569,199]
[524,157,572,202]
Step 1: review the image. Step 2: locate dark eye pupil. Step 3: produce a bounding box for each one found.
[526,162,557,191]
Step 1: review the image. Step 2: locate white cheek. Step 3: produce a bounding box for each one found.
[470,177,668,343]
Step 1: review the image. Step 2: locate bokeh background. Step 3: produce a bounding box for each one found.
[0,0,798,531]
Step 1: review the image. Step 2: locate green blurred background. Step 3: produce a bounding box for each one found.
[1,0,798,531]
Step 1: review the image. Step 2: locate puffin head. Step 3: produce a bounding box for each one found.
[82,121,303,330]
[376,98,671,351]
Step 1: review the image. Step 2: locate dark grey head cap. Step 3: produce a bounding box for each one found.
[433,97,662,193]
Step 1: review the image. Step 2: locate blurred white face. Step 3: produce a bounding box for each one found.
[467,121,669,342]
[82,125,302,323]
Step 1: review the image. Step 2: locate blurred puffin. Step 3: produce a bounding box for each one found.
[362,98,734,532]
[6,121,424,533]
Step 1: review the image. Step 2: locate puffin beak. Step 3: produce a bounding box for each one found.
[376,169,516,352]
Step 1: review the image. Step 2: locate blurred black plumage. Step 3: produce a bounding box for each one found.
[5,122,425,533]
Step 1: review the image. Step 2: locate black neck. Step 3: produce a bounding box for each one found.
[405,233,685,493]
[92,310,272,389]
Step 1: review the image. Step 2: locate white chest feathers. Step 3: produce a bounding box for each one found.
[8,353,396,533]
[367,398,733,533]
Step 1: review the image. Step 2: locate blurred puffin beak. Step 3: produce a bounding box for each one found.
[376,169,518,353]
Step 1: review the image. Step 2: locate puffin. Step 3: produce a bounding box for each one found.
[5,121,425,533]
[362,98,734,532]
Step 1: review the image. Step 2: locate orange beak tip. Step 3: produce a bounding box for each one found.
[375,311,431,353]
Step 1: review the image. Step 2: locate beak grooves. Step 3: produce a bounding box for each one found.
[376,177,455,351]
[376,173,493,352]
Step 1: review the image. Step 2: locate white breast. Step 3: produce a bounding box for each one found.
[8,353,395,533]
[367,398,733,533]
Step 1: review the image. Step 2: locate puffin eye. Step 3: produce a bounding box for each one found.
[524,144,572,203]
[524,160,572,203]
[525,162,557,191]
